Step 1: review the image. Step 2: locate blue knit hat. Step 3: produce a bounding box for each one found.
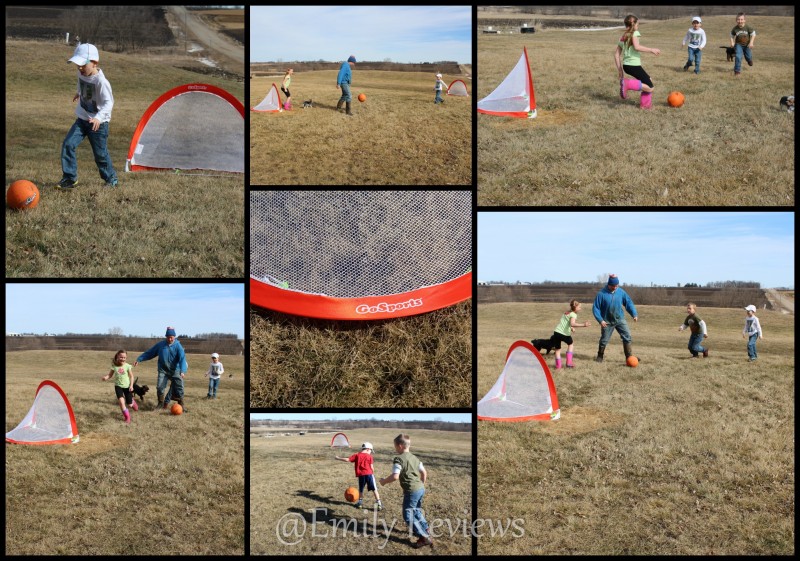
[347,55,357,63]
[607,274,620,286]
[165,326,177,337]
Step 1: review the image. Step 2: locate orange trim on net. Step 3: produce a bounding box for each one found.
[250,272,472,320]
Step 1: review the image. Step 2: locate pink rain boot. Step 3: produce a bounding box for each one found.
[640,91,653,110]
[123,409,131,424]
[555,358,562,370]
[621,78,641,99]
[130,400,139,412]
[566,352,574,368]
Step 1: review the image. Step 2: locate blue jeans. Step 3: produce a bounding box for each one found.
[687,47,702,73]
[747,334,758,359]
[435,90,444,103]
[61,119,117,182]
[688,333,706,356]
[338,83,352,103]
[599,320,632,347]
[402,488,429,538]
[734,44,752,73]
[207,377,219,397]
[158,369,184,402]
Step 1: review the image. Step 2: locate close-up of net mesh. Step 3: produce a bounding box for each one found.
[250,190,472,300]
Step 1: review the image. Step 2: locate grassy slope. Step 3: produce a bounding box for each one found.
[477,15,795,206]
[5,40,244,277]
[477,303,794,554]
[249,70,472,185]
[5,351,245,555]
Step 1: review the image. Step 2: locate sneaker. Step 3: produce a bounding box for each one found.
[355,501,363,509]
[56,178,79,190]
[412,537,434,549]
[104,179,118,188]
[747,59,753,67]
[734,71,741,77]
[376,502,383,511]
[683,62,691,71]
[702,349,709,358]
[749,357,757,362]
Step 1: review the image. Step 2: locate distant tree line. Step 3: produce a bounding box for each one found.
[251,419,471,432]
[481,6,794,18]
[62,6,175,52]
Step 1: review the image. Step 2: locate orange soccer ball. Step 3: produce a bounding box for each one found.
[344,486,359,503]
[6,180,40,210]
[170,403,183,415]
[626,356,639,367]
[357,93,366,102]
[667,91,685,108]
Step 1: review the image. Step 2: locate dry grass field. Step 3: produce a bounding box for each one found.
[249,70,472,185]
[249,300,472,408]
[477,303,794,554]
[5,39,244,277]
[477,15,795,206]
[249,427,472,555]
[5,350,245,555]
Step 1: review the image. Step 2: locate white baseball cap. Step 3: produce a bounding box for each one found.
[68,43,99,65]
[744,305,757,312]
[436,73,442,78]
[691,16,702,23]
[211,353,220,358]
[361,442,373,451]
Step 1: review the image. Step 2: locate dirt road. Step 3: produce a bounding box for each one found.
[166,6,243,75]
[765,289,794,314]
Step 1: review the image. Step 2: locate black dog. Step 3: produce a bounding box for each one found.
[132,377,150,402]
[531,336,557,355]
[302,99,313,108]
[720,46,736,62]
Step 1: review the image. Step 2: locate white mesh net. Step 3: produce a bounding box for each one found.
[132,90,244,173]
[331,433,350,447]
[252,84,281,111]
[6,383,77,444]
[478,345,557,420]
[477,50,532,114]
[250,191,472,299]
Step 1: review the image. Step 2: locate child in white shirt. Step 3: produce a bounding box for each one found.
[682,17,707,74]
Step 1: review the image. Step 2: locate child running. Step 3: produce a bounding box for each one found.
[678,302,709,358]
[681,17,707,74]
[552,300,591,369]
[379,434,433,549]
[615,14,661,109]
[101,350,137,423]
[335,442,383,510]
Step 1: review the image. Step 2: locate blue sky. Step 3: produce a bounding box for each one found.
[250,412,472,423]
[5,283,244,337]
[250,6,472,64]
[478,212,794,288]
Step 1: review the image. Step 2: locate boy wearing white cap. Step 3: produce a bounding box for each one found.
[205,353,224,399]
[335,442,383,510]
[682,17,706,74]
[742,305,763,361]
[57,43,118,190]
[434,72,447,104]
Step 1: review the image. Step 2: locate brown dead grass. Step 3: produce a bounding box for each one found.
[249,70,472,185]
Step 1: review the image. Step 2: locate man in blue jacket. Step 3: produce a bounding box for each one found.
[336,55,356,116]
[134,326,189,411]
[592,274,638,363]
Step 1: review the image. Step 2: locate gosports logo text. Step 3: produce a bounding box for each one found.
[355,298,423,315]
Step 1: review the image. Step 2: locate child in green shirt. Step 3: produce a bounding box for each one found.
[101,350,136,423]
[552,299,591,369]
[379,434,433,549]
